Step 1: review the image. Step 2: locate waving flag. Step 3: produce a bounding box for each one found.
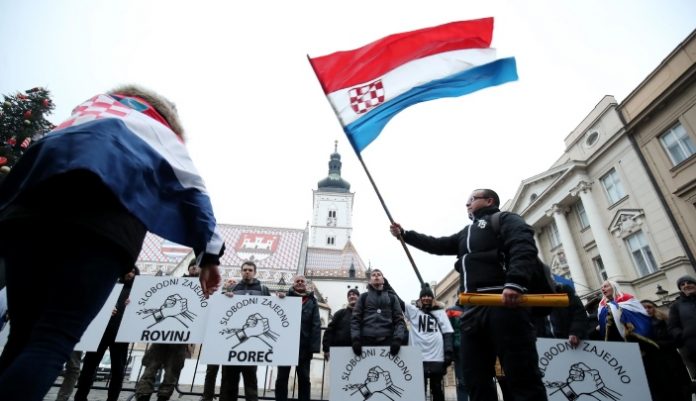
[309,18,518,153]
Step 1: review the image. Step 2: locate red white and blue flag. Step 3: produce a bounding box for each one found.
[309,18,518,153]
[0,94,224,259]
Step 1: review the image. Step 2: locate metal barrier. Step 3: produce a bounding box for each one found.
[53,328,466,400]
[55,331,334,400]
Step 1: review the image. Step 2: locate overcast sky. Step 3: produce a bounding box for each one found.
[2,0,695,301]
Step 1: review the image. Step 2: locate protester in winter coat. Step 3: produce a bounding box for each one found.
[390,189,547,401]
[534,283,589,347]
[219,261,270,401]
[403,284,453,401]
[0,85,223,401]
[641,299,691,401]
[598,280,663,401]
[668,275,696,376]
[276,275,321,401]
[351,269,405,356]
[323,288,360,361]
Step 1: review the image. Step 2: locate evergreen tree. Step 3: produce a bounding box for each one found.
[0,87,55,170]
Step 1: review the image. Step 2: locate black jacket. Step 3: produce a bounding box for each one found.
[231,278,270,296]
[323,306,353,352]
[286,288,321,355]
[668,293,696,357]
[402,206,538,293]
[535,284,589,339]
[351,284,405,343]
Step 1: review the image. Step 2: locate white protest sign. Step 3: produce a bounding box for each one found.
[329,346,425,401]
[116,276,210,344]
[536,338,652,401]
[200,294,300,366]
[75,284,123,351]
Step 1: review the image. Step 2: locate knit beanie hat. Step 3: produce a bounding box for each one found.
[347,288,360,297]
[419,284,434,298]
[677,275,696,289]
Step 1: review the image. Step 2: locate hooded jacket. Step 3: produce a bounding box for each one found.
[286,288,321,355]
[351,284,405,343]
[402,206,538,293]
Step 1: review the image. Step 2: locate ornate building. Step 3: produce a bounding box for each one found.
[434,30,696,306]
[136,143,369,314]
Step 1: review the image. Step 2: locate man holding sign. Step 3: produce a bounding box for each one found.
[275,275,320,401]
[390,189,547,401]
[219,261,270,401]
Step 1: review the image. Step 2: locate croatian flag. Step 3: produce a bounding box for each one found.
[309,18,518,153]
[598,292,653,341]
[0,94,224,260]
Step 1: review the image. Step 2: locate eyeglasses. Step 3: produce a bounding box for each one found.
[468,196,491,203]
[295,280,306,283]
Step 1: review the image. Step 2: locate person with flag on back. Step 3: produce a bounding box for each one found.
[0,85,223,401]
[390,189,547,401]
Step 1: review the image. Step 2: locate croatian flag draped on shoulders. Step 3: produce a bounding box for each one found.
[598,281,653,342]
[0,93,224,261]
[308,17,518,153]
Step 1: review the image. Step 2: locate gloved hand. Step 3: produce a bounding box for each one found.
[444,351,453,368]
[352,340,362,356]
[389,340,401,356]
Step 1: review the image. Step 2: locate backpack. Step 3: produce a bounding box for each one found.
[489,212,556,315]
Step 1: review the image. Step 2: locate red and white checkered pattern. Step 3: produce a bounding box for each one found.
[349,80,385,114]
[54,95,133,131]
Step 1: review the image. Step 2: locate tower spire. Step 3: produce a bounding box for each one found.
[317,141,350,192]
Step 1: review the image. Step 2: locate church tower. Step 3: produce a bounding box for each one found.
[310,141,353,249]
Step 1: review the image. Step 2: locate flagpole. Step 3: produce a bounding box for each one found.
[354,152,425,287]
[306,54,425,286]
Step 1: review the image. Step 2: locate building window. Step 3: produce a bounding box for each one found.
[328,210,337,218]
[575,201,589,229]
[586,131,599,147]
[660,122,696,166]
[547,222,561,249]
[326,236,335,245]
[593,256,607,282]
[600,168,626,204]
[625,231,657,277]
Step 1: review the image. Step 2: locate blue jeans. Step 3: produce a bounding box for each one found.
[0,231,125,401]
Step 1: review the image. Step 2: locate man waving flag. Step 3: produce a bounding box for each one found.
[308,17,518,153]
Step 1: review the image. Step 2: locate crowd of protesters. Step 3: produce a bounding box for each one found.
[0,83,694,401]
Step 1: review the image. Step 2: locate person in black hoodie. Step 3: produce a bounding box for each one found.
[390,188,547,401]
[323,288,360,361]
[74,266,140,401]
[275,275,321,401]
